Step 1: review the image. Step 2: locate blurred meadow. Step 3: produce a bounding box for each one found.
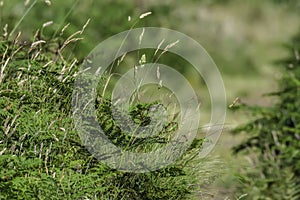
[0,0,300,199]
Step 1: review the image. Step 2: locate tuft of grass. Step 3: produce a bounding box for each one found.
[0,17,223,200]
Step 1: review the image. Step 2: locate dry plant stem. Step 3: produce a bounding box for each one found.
[9,0,38,38]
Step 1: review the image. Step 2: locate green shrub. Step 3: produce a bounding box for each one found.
[0,28,221,199]
[231,33,300,199]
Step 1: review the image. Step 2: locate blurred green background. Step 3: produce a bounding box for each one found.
[1,0,299,106]
[1,0,299,198]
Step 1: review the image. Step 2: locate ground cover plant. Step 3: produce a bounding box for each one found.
[1,0,300,199]
[0,8,222,200]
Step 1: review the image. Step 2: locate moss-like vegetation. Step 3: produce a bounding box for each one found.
[0,25,221,199]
